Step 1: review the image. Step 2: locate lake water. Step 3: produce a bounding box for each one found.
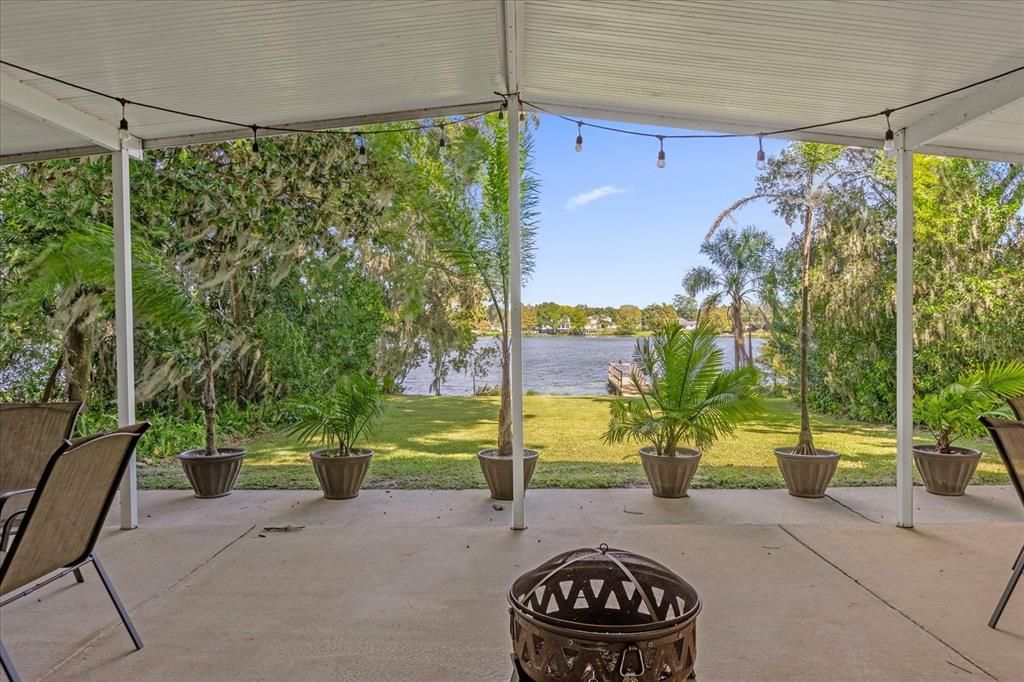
[401,335,764,396]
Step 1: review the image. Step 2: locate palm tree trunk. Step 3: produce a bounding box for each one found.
[430,353,443,397]
[229,273,245,404]
[731,300,747,368]
[747,325,754,367]
[64,318,91,405]
[42,349,65,402]
[202,332,218,456]
[795,204,817,455]
[498,333,513,456]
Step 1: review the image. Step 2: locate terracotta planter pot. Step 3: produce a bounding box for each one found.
[774,447,841,498]
[477,449,539,500]
[638,446,701,498]
[913,445,981,496]
[310,449,373,499]
[178,448,246,498]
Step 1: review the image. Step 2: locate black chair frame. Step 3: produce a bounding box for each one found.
[979,415,1024,629]
[0,401,84,583]
[0,424,149,682]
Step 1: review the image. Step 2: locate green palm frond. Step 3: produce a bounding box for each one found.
[604,322,764,455]
[681,266,720,298]
[915,360,1024,451]
[13,222,204,333]
[284,373,384,455]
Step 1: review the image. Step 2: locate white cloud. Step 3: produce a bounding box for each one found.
[565,185,627,210]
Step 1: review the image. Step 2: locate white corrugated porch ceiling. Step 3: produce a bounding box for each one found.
[1,0,1022,163]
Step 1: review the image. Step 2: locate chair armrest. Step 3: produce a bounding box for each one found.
[0,488,36,516]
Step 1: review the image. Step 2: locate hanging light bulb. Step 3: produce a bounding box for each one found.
[756,137,767,171]
[357,136,368,165]
[498,101,506,121]
[656,136,666,168]
[883,111,896,157]
[574,122,583,152]
[251,126,260,155]
[117,99,131,143]
[439,126,447,149]
[519,110,525,122]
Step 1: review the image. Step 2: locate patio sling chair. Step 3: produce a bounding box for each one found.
[0,422,150,682]
[979,416,1024,629]
[0,402,83,553]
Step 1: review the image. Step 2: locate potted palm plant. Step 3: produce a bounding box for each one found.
[711,143,846,497]
[603,322,764,498]
[435,113,541,500]
[913,362,1024,496]
[178,331,247,498]
[286,373,384,499]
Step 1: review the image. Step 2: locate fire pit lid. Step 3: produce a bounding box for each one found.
[508,544,700,634]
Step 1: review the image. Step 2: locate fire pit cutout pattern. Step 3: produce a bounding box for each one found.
[509,545,700,681]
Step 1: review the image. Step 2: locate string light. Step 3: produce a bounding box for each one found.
[439,125,447,149]
[574,122,583,152]
[756,137,766,171]
[117,98,131,143]
[883,110,896,157]
[519,64,1022,162]
[0,59,1019,164]
[251,125,260,154]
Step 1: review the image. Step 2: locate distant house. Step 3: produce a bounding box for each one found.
[556,316,572,334]
[678,318,698,330]
[586,315,616,332]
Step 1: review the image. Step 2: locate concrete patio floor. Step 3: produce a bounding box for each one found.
[2,487,1021,681]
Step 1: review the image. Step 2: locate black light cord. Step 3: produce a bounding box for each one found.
[520,64,1024,141]
[2,59,1020,144]
[0,59,502,138]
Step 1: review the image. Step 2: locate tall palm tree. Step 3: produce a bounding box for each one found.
[709,143,845,455]
[683,226,773,368]
[439,114,539,455]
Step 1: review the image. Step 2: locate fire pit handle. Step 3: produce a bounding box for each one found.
[619,643,645,679]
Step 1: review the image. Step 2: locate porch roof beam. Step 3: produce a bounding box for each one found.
[902,69,1024,150]
[501,0,522,95]
[0,72,141,156]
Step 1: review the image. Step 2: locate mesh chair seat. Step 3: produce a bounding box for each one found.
[0,422,149,682]
[0,402,82,528]
[979,416,1024,630]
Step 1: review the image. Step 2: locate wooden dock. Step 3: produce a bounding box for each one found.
[607,362,645,396]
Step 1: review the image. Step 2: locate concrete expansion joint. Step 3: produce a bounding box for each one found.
[39,524,257,680]
[777,524,997,681]
[823,494,880,524]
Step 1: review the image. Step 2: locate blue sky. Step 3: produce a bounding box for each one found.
[525,115,792,307]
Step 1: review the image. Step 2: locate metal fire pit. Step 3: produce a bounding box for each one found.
[509,544,700,681]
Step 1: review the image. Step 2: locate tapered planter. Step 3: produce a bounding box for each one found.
[179,448,246,498]
[477,449,539,500]
[638,446,701,498]
[774,447,841,498]
[310,449,373,499]
[913,446,981,496]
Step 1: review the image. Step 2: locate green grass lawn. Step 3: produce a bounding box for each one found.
[138,395,1009,491]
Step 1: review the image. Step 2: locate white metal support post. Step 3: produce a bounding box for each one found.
[895,130,914,529]
[113,147,138,530]
[508,94,526,531]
